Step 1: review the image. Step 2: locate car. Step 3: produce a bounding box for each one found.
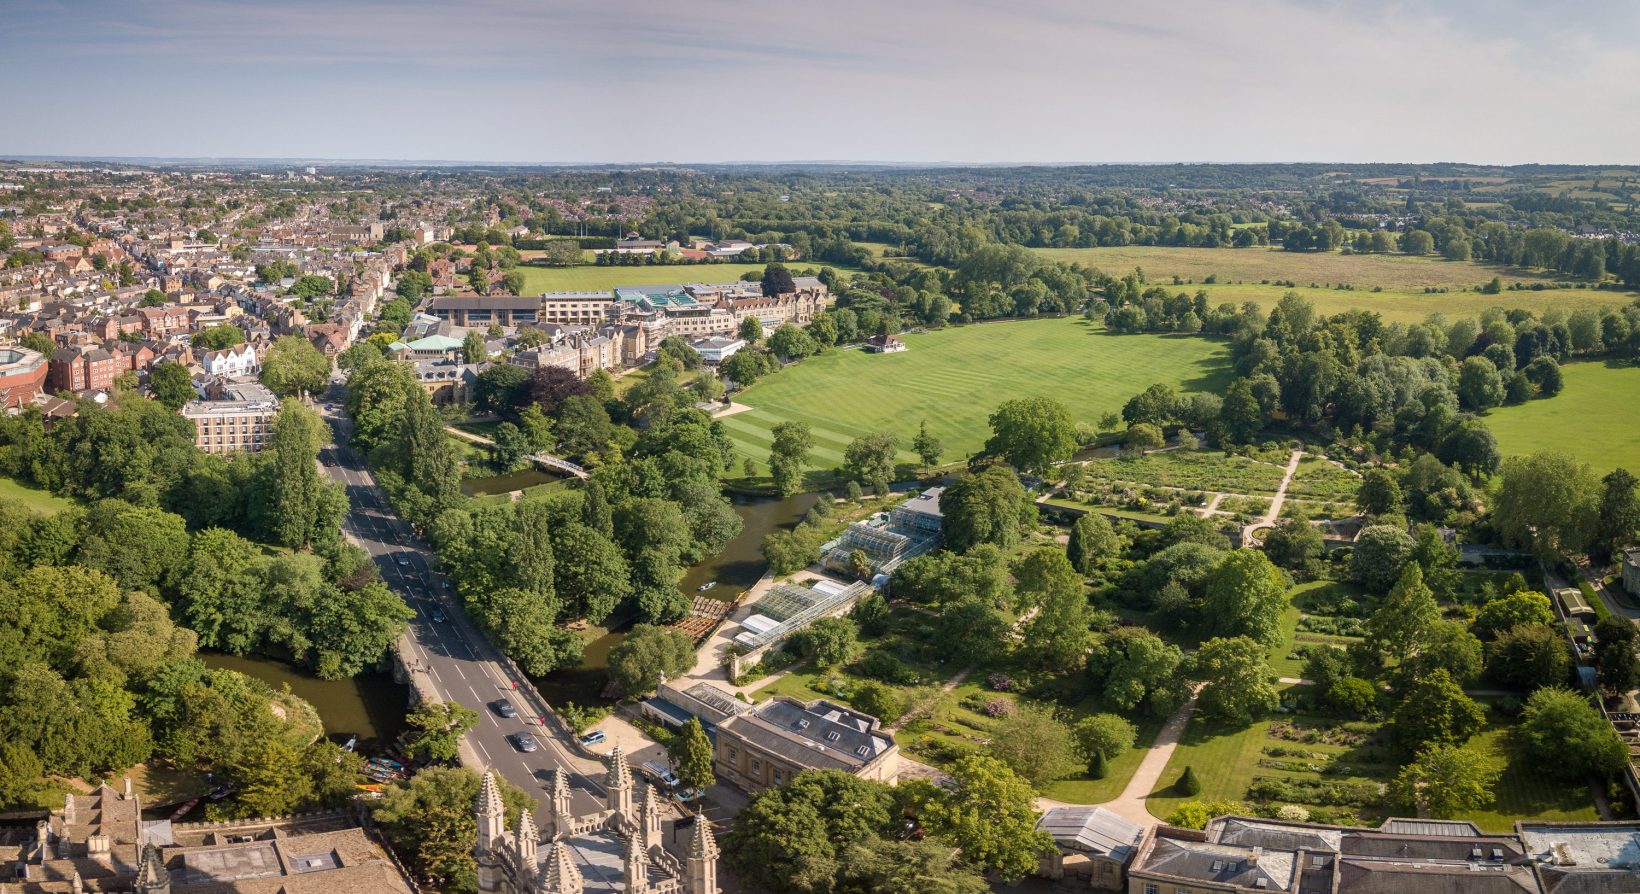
[509,732,538,753]
[395,557,411,567]
[493,698,517,718]
[578,729,607,747]
[429,605,448,623]
[641,760,681,788]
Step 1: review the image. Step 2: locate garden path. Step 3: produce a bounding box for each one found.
[1240,448,1303,544]
[1075,693,1199,826]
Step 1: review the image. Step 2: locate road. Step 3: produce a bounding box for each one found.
[314,400,610,820]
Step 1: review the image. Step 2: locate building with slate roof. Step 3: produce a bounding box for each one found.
[711,698,898,794]
[1036,806,1144,890]
[1127,815,1536,894]
[0,780,412,894]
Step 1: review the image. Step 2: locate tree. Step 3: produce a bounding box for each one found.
[1067,512,1122,574]
[1190,636,1279,726]
[1473,591,1555,640]
[940,464,1036,552]
[986,703,1080,788]
[843,432,899,492]
[260,335,332,397]
[488,421,530,471]
[931,598,1009,664]
[1176,766,1202,796]
[1122,383,1177,428]
[371,767,533,894]
[192,323,246,350]
[1124,422,1164,456]
[177,528,269,653]
[797,616,860,667]
[912,420,943,467]
[1202,551,1288,646]
[461,330,488,364]
[767,323,819,361]
[984,396,1077,473]
[227,738,314,819]
[1088,627,1189,716]
[1350,525,1416,594]
[668,718,714,796]
[148,362,195,409]
[1487,623,1571,691]
[1594,616,1639,694]
[1457,356,1505,410]
[398,386,462,509]
[725,770,897,894]
[1166,800,1248,830]
[1216,379,1263,445]
[399,700,479,764]
[550,523,629,623]
[1593,468,1640,562]
[1365,563,1439,664]
[737,315,763,343]
[835,837,989,894]
[760,262,797,298]
[606,624,694,696]
[769,420,813,496]
[1398,620,1484,687]
[1389,744,1498,819]
[1438,420,1502,479]
[555,394,613,457]
[1073,713,1137,769]
[1518,687,1628,780]
[1262,514,1323,570]
[1390,669,1484,756]
[917,755,1054,882]
[1401,229,1435,255]
[1355,468,1403,516]
[267,400,347,550]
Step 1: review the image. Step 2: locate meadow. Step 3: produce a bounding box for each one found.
[1030,246,1632,323]
[0,475,74,514]
[1484,361,1640,474]
[514,261,846,294]
[722,319,1232,478]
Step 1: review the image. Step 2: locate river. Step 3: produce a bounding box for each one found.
[460,467,563,496]
[530,490,819,707]
[200,653,410,748]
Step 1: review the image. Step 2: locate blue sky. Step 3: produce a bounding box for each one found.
[2,0,1636,164]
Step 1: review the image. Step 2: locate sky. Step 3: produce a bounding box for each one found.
[2,0,1637,165]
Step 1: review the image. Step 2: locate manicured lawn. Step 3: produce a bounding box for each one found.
[726,320,1232,478]
[1041,713,1167,804]
[0,475,75,514]
[1459,720,1599,833]
[514,261,848,294]
[1485,361,1640,474]
[1144,684,1307,821]
[1030,247,1631,323]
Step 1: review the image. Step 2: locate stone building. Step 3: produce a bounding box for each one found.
[474,748,718,894]
[0,780,413,894]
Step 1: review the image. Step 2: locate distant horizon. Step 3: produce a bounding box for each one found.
[4,154,1638,170]
[3,1,1637,164]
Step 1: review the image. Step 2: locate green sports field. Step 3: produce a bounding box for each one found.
[1030,246,1633,324]
[1484,361,1640,474]
[721,318,1232,477]
[515,261,847,294]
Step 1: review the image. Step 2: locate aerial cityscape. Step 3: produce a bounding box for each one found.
[5,3,1640,894]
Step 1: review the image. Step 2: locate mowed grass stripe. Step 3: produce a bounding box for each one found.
[726,319,1232,478]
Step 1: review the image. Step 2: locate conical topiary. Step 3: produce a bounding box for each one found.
[1177,765,1201,796]
[1088,751,1109,780]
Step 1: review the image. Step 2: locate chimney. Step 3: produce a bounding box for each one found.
[1248,846,1262,866]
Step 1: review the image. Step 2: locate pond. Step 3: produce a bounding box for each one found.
[460,467,564,496]
[200,653,409,749]
[531,490,820,706]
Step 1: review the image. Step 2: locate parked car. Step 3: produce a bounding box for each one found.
[510,732,538,753]
[493,698,517,718]
[578,729,607,747]
[641,760,681,788]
